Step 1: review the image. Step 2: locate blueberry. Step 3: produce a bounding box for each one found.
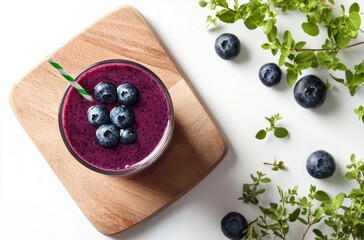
[120,128,137,145]
[215,33,241,60]
[306,150,336,179]
[258,63,282,87]
[87,105,110,128]
[110,106,134,129]
[94,82,117,104]
[95,124,120,148]
[221,212,248,240]
[117,83,139,106]
[293,75,327,109]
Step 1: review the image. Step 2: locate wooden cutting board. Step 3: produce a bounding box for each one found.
[9,5,228,236]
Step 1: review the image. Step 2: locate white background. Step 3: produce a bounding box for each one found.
[1,0,364,239]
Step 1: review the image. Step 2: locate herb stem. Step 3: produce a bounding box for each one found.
[294,40,364,53]
[301,221,313,240]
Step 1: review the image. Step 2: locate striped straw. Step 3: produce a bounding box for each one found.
[46,56,93,102]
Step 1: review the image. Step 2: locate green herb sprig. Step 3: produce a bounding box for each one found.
[199,0,364,93]
[255,113,289,140]
[239,171,271,204]
[264,157,287,171]
[240,154,364,239]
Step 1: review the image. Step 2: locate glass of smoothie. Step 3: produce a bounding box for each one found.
[59,59,174,177]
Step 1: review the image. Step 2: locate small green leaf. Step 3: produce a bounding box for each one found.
[280,47,291,57]
[336,62,347,71]
[256,189,266,194]
[209,1,217,10]
[307,10,321,23]
[353,73,364,85]
[335,28,352,49]
[261,43,271,49]
[250,173,257,181]
[199,0,208,7]
[349,3,360,13]
[298,217,308,225]
[278,53,287,66]
[289,208,301,222]
[267,26,277,42]
[274,127,288,138]
[243,183,250,192]
[295,41,306,50]
[345,170,356,180]
[317,51,332,65]
[346,12,361,31]
[302,22,320,36]
[313,207,324,219]
[294,51,315,63]
[255,129,267,140]
[217,0,229,8]
[330,74,345,84]
[332,193,345,209]
[283,30,293,46]
[346,70,354,83]
[314,190,330,202]
[261,177,271,183]
[286,69,298,87]
[269,203,278,209]
[263,18,275,34]
[217,9,236,23]
[313,228,325,237]
[348,188,363,198]
[244,16,259,30]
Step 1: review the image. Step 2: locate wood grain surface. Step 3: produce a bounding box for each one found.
[9,5,228,236]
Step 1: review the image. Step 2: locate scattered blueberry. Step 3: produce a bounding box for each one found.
[258,63,282,87]
[110,106,134,129]
[117,83,139,106]
[221,212,248,240]
[87,105,110,128]
[306,150,336,179]
[120,128,137,145]
[215,33,241,60]
[293,75,327,109]
[94,82,117,104]
[95,124,120,148]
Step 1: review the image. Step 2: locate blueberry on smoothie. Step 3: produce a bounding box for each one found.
[117,83,139,106]
[293,75,327,108]
[110,106,134,129]
[221,212,248,240]
[306,150,336,179]
[120,128,137,145]
[87,105,110,128]
[259,63,282,87]
[96,124,120,148]
[215,33,241,60]
[94,82,117,104]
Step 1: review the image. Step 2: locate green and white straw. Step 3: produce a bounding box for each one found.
[46,56,93,102]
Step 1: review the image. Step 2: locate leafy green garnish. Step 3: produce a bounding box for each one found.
[255,113,289,140]
[239,171,271,204]
[199,0,364,93]
[240,154,364,239]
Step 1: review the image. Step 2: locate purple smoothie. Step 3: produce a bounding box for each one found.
[59,60,174,176]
